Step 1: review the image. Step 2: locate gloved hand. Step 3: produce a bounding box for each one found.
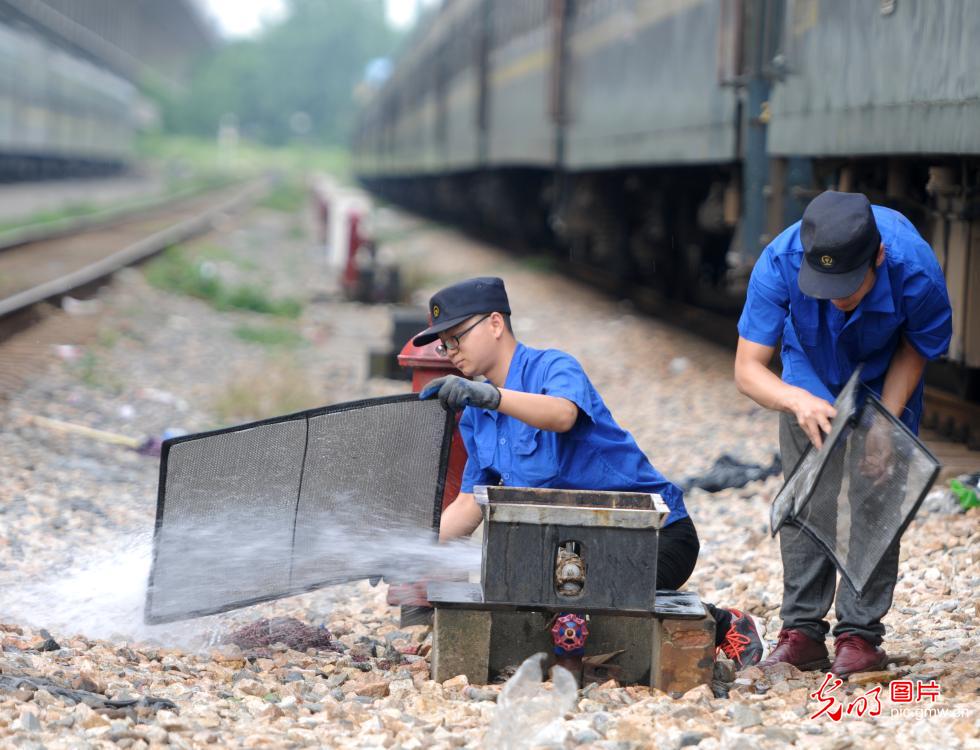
[419,375,501,411]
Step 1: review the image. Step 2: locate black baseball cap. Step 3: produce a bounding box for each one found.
[412,276,511,346]
[797,190,881,300]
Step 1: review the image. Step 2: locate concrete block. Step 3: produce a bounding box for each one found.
[586,614,657,685]
[432,604,715,693]
[432,608,491,684]
[487,610,553,678]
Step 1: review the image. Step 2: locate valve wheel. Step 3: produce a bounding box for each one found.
[550,613,589,655]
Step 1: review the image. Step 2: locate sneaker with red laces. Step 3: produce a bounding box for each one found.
[717,608,769,669]
[760,628,831,671]
[830,634,888,678]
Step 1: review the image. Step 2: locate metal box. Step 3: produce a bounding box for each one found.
[475,485,670,613]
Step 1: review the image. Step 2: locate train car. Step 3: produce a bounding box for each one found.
[0,19,136,180]
[354,0,980,412]
[765,0,980,401]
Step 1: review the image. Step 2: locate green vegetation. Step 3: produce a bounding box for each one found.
[233,324,306,348]
[145,245,302,318]
[72,351,123,393]
[261,181,308,213]
[0,203,96,235]
[136,134,351,183]
[0,175,232,237]
[193,242,259,271]
[151,0,400,149]
[224,285,303,317]
[96,328,121,350]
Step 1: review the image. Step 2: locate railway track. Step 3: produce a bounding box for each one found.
[0,180,267,325]
[0,181,230,253]
[0,178,269,396]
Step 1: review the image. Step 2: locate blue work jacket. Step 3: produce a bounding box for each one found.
[737,205,952,433]
[458,343,688,526]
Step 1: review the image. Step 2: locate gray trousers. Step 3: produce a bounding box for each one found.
[777,412,901,646]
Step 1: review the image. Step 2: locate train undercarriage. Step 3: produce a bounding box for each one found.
[361,154,980,445]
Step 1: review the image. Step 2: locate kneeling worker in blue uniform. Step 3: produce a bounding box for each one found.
[415,276,767,669]
[735,191,952,676]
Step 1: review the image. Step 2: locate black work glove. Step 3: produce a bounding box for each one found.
[418,375,501,412]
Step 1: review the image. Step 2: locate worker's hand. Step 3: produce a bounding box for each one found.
[860,419,894,487]
[784,388,838,449]
[419,375,501,412]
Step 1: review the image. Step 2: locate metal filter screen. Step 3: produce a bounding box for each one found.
[771,372,941,596]
[145,395,453,624]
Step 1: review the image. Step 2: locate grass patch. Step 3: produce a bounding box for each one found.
[0,176,230,237]
[211,359,321,423]
[261,181,308,213]
[136,133,351,184]
[96,328,121,350]
[145,245,302,318]
[195,242,259,271]
[193,243,234,261]
[71,351,122,393]
[0,202,97,235]
[233,324,305,348]
[223,285,303,317]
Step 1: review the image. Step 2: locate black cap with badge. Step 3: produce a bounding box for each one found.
[412,276,511,346]
[798,190,882,300]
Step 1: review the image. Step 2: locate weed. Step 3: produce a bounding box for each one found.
[72,350,122,393]
[76,351,101,387]
[0,202,96,235]
[261,181,308,213]
[136,133,351,184]
[145,246,302,318]
[220,285,302,318]
[96,328,120,350]
[145,246,223,301]
[233,324,305,348]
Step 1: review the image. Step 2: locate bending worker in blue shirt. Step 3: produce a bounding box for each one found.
[416,276,767,669]
[735,190,952,677]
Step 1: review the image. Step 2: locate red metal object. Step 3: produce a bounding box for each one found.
[387,332,470,608]
[342,211,363,290]
[551,613,589,655]
[314,192,329,245]
[397,336,468,511]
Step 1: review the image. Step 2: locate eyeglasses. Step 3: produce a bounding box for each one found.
[435,314,491,357]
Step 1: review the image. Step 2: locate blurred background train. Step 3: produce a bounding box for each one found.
[353,0,980,418]
[0,0,211,180]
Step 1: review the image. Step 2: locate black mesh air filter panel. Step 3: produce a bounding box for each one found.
[771,373,941,596]
[770,370,862,534]
[145,395,453,624]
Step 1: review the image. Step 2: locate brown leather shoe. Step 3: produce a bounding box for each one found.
[830,634,888,678]
[760,628,831,671]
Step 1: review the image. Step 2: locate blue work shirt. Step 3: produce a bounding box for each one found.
[458,343,688,526]
[737,205,952,433]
